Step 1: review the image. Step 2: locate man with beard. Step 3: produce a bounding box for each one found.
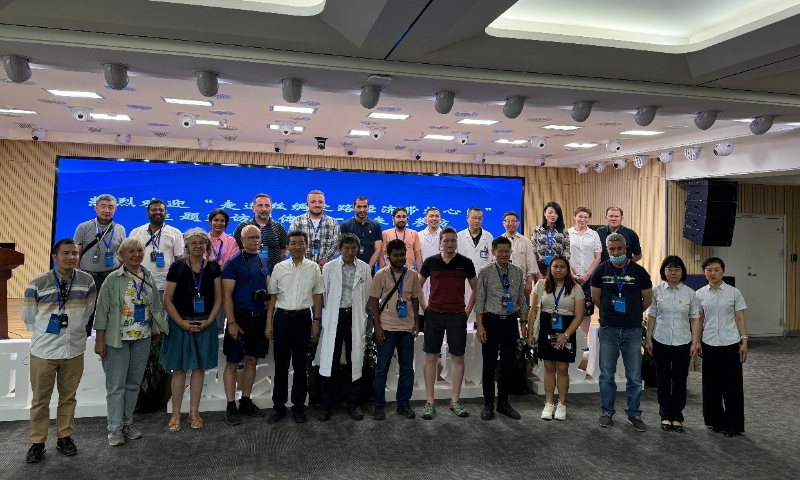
[129,199,184,297]
[232,193,287,275]
[289,190,340,269]
[339,196,383,272]
[380,207,422,270]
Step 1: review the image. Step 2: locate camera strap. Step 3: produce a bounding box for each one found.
[242,251,267,293]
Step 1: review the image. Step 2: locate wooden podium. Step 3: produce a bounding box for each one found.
[0,247,25,339]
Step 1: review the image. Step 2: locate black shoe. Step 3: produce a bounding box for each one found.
[661,421,673,432]
[238,399,265,418]
[56,437,77,456]
[267,409,286,425]
[348,406,364,421]
[708,425,724,433]
[26,443,45,463]
[480,404,494,421]
[723,430,741,437]
[373,406,386,421]
[292,409,307,424]
[396,404,416,419]
[317,409,332,422]
[225,406,242,426]
[496,402,521,420]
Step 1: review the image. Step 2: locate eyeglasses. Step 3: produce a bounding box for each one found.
[664,268,682,273]
[243,235,261,241]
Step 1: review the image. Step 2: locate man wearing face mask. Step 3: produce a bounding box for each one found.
[289,190,340,269]
[591,233,653,433]
[129,199,184,298]
[232,193,287,275]
[380,207,422,270]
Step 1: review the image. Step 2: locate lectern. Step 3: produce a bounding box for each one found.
[0,247,24,339]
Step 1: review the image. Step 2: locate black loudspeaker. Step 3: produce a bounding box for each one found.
[681,179,737,246]
[685,200,737,218]
[685,180,738,202]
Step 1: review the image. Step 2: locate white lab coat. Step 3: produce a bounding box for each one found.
[318,257,372,380]
[457,228,494,322]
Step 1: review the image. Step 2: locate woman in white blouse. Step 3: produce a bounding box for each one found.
[645,256,701,433]
[567,206,602,334]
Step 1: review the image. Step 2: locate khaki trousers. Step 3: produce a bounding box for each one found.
[29,354,85,443]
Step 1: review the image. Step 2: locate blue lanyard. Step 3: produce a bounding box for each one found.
[310,216,323,237]
[52,270,75,311]
[96,221,115,249]
[188,259,205,296]
[148,227,162,251]
[211,238,223,260]
[260,222,271,243]
[494,263,510,294]
[553,285,565,311]
[613,262,629,297]
[395,228,406,242]
[545,228,557,251]
[125,268,147,301]
[390,266,407,296]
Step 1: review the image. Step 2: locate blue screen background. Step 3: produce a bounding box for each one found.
[53,157,524,244]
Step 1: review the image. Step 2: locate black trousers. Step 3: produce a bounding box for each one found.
[320,310,361,410]
[652,340,691,422]
[702,342,745,433]
[272,310,312,412]
[481,314,519,405]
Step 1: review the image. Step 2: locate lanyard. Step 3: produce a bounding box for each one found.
[553,285,565,312]
[613,262,629,297]
[187,258,205,296]
[148,227,162,251]
[395,228,406,242]
[125,268,147,301]
[546,228,557,251]
[211,238,223,260]
[390,266,407,296]
[259,222,271,244]
[494,263,510,295]
[242,252,267,285]
[52,270,75,311]
[95,220,115,249]
[310,216,323,238]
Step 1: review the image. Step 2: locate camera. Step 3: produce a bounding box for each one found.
[115,133,131,145]
[632,155,649,168]
[533,156,545,167]
[713,142,734,156]
[684,146,702,162]
[531,136,547,149]
[576,164,589,174]
[274,141,287,153]
[252,289,270,302]
[72,107,89,122]
[456,132,468,145]
[411,150,422,161]
[594,161,607,173]
[473,152,485,164]
[180,113,196,128]
[612,158,627,169]
[345,146,357,156]
[606,140,622,152]
[370,127,384,140]
[198,138,213,150]
[315,136,327,150]
[279,121,294,136]
[657,151,674,164]
[31,128,47,141]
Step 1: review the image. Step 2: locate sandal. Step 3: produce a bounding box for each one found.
[168,412,181,432]
[672,421,684,433]
[189,411,204,429]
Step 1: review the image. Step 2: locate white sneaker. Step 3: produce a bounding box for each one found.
[541,403,555,420]
[554,402,567,420]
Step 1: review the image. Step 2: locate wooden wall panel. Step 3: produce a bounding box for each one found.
[0,139,667,297]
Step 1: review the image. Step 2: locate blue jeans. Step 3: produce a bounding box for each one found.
[598,326,642,418]
[102,338,151,433]
[374,330,415,407]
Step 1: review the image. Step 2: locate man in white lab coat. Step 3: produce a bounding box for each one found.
[317,233,373,421]
[457,207,494,323]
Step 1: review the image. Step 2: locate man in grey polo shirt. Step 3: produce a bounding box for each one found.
[73,193,126,336]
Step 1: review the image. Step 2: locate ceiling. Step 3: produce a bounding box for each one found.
[2,0,800,175]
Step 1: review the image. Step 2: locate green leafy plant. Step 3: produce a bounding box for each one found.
[141,340,164,392]
[363,329,377,370]
[307,335,320,370]
[514,337,537,370]
[641,319,654,366]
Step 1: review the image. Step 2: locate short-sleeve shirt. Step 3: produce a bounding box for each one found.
[591,259,653,328]
[696,283,747,347]
[382,228,422,269]
[166,259,222,317]
[648,282,700,346]
[74,219,126,272]
[596,225,642,262]
[268,258,325,310]
[369,266,423,332]
[231,218,287,275]
[531,225,570,263]
[209,232,240,270]
[420,253,476,314]
[533,279,585,316]
[340,217,383,264]
[129,224,184,291]
[221,251,269,312]
[567,227,602,276]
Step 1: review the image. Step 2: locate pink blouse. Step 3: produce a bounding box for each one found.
[208,232,239,269]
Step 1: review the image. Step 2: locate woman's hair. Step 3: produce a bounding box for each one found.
[544,254,575,296]
[659,255,687,282]
[541,201,565,231]
[207,208,230,228]
[702,256,725,272]
[184,227,212,257]
[116,236,145,261]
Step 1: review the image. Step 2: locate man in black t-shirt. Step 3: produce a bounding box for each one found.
[590,233,653,433]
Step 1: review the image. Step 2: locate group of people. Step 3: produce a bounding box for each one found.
[21,190,749,464]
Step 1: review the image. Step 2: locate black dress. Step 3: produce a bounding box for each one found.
[537,311,577,363]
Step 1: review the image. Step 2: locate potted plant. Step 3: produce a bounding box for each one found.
[510,337,536,394]
[641,319,657,387]
[359,329,377,403]
[306,335,322,405]
[135,339,171,413]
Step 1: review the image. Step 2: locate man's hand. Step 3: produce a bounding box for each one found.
[94,338,106,358]
[690,342,702,358]
[228,322,244,339]
[374,326,385,345]
[151,333,162,344]
[311,321,320,338]
[476,324,487,344]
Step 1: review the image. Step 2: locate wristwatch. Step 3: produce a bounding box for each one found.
[313,317,321,322]
[740,335,748,340]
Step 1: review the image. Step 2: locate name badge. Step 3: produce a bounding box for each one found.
[544,252,555,265]
[503,293,514,313]
[358,245,365,255]
[480,248,489,259]
[154,251,166,267]
[260,247,269,261]
[312,238,321,255]
[193,296,205,314]
[46,313,65,334]
[92,253,100,263]
[396,299,408,317]
[551,312,563,329]
[104,251,115,268]
[613,296,626,313]
[150,250,157,262]
[134,303,147,322]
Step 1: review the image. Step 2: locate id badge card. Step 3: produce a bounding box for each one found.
[133,303,146,322]
[503,293,514,313]
[551,313,563,329]
[396,299,408,317]
[193,296,205,314]
[92,252,100,263]
[150,250,157,262]
[46,313,62,334]
[358,245,365,255]
[104,251,115,268]
[260,247,269,261]
[613,296,626,313]
[544,252,555,265]
[313,238,321,255]
[154,251,165,267]
[480,248,489,259]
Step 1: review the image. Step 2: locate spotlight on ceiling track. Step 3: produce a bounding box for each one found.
[576,164,589,174]
[657,151,674,164]
[360,84,382,109]
[196,71,219,98]
[31,128,47,141]
[594,161,607,173]
[198,138,212,150]
[713,142,734,156]
[281,78,304,103]
[473,152,485,164]
[633,155,649,168]
[571,100,595,123]
[434,90,456,115]
[115,133,131,145]
[684,147,702,162]
[634,105,659,127]
[502,96,526,119]
[2,54,31,83]
[606,140,622,152]
[345,145,357,157]
[533,156,546,167]
[612,158,627,169]
[750,115,775,135]
[102,63,129,90]
[274,141,288,154]
[456,132,468,145]
[411,150,422,161]
[694,110,719,130]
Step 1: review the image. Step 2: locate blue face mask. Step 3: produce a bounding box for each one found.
[610,254,627,264]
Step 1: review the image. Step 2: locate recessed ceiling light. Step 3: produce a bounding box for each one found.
[368,112,410,120]
[457,118,500,125]
[495,139,527,144]
[90,113,131,121]
[424,134,455,140]
[46,89,103,99]
[162,97,213,106]
[542,125,581,131]
[196,119,221,126]
[271,105,317,114]
[564,142,598,148]
[348,129,370,136]
[786,122,800,127]
[619,130,663,136]
[732,119,753,123]
[0,108,36,114]
[269,124,305,132]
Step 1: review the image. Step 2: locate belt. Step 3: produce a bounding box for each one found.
[234,308,265,317]
[87,271,111,277]
[276,308,311,317]
[485,312,518,320]
[339,307,353,314]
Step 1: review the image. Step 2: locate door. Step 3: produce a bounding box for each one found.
[712,216,784,336]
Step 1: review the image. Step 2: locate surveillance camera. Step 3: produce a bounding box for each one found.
[180,113,196,128]
[750,115,775,135]
[632,155,649,168]
[713,142,734,156]
[594,162,607,173]
[684,146,702,162]
[576,164,589,174]
[2,54,32,83]
[612,158,627,169]
[281,78,304,103]
[345,146,357,157]
[315,136,327,150]
[606,140,622,152]
[434,90,456,115]
[533,156,546,167]
[197,138,212,149]
[102,63,129,90]
[571,100,595,123]
[634,105,659,127]
[360,84,381,109]
[72,107,89,122]
[115,133,131,145]
[279,121,294,136]
[531,136,547,149]
[503,96,526,119]
[657,151,675,164]
[31,128,47,141]
[196,70,219,98]
[456,132,468,145]
[694,110,719,131]
[274,141,287,154]
[370,127,384,140]
[473,153,485,164]
[411,150,422,161]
